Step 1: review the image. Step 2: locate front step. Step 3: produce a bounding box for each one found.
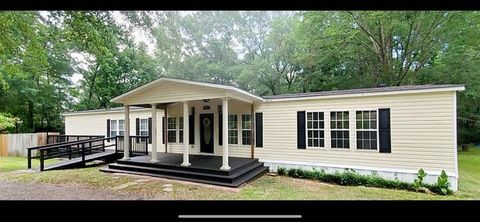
[116,158,260,176]
[101,161,269,187]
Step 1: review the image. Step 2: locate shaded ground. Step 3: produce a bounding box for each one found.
[0,147,478,200]
[0,180,142,200]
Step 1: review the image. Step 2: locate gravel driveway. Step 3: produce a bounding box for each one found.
[0,180,143,200]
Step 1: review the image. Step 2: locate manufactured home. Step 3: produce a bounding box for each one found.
[63,77,464,189]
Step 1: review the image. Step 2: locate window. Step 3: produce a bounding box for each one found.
[139,118,148,136]
[179,117,184,143]
[241,114,251,145]
[330,111,349,148]
[110,120,118,137]
[118,120,125,136]
[167,117,176,143]
[139,118,148,142]
[307,112,324,147]
[228,114,238,144]
[356,110,377,150]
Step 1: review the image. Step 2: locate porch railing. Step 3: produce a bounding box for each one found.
[114,135,149,156]
[47,134,104,145]
[27,137,116,171]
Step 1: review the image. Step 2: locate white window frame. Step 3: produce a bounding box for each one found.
[241,114,252,146]
[118,119,125,136]
[110,119,118,138]
[179,117,184,144]
[110,119,126,139]
[355,109,379,151]
[139,118,148,137]
[330,111,350,149]
[167,117,177,143]
[306,111,325,148]
[228,114,238,145]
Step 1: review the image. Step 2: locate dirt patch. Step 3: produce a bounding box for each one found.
[111,172,242,192]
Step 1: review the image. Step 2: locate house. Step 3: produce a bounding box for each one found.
[63,77,464,190]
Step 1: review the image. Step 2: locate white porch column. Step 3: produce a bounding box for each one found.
[150,103,158,162]
[181,101,191,166]
[220,97,231,171]
[122,105,130,160]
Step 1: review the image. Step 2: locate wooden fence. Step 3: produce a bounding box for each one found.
[0,132,59,157]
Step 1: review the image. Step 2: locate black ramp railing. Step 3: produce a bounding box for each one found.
[27,136,115,171]
[47,135,104,145]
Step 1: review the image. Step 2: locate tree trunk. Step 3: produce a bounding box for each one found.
[27,101,34,132]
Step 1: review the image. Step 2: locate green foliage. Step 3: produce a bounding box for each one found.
[413,168,427,190]
[430,170,453,195]
[277,167,287,176]
[1,11,479,142]
[0,113,17,133]
[279,167,453,195]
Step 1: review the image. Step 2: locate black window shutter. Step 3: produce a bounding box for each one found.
[297,111,306,149]
[135,118,140,143]
[106,119,110,142]
[379,108,391,153]
[189,107,195,145]
[255,112,263,147]
[162,117,165,144]
[218,105,222,146]
[148,117,152,144]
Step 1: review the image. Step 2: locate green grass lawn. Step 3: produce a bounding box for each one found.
[457,147,480,198]
[0,156,58,173]
[0,147,479,200]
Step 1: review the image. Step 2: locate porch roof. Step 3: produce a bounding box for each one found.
[110,77,263,105]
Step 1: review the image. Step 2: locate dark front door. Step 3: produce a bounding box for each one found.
[200,113,214,153]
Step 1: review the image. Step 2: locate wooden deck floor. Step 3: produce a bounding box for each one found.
[102,153,269,187]
[124,153,256,173]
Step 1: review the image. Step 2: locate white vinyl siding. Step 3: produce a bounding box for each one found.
[252,91,456,176]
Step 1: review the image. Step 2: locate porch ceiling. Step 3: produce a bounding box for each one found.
[111,77,263,106]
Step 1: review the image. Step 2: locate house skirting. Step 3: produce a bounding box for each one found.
[260,159,458,191]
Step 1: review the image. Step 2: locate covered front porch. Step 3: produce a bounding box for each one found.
[103,77,267,186]
[101,153,268,187]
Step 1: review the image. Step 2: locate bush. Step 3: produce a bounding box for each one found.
[277,167,452,195]
[413,168,427,190]
[430,170,453,195]
[277,167,287,176]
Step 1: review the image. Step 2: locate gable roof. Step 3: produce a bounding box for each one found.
[110,77,264,103]
[263,84,465,101]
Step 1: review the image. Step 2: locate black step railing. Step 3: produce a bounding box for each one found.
[47,135,104,145]
[27,136,116,171]
[115,136,149,156]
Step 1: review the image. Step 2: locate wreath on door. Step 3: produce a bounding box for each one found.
[203,118,211,126]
